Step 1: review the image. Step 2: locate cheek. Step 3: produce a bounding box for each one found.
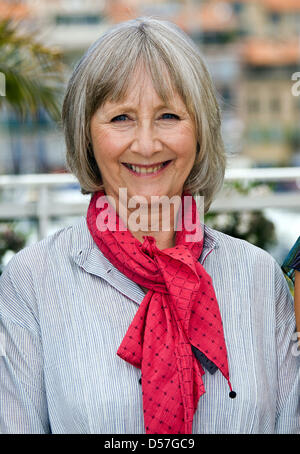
[176,137,197,163]
[91,129,120,161]
[172,125,197,152]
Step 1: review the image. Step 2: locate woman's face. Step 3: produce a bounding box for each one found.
[90,70,197,207]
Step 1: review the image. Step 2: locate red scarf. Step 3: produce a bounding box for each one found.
[87,190,234,434]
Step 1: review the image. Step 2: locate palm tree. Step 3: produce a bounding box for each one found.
[0,18,66,272]
[0,18,65,121]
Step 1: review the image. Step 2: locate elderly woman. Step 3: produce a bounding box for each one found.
[0,18,299,434]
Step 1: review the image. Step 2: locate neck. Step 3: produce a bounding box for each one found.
[116,192,183,250]
[133,229,176,250]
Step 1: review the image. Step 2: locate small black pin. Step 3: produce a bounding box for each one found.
[229,391,236,399]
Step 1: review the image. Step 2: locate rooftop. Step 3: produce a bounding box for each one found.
[174,2,236,33]
[263,0,300,12]
[242,38,300,66]
[0,0,30,19]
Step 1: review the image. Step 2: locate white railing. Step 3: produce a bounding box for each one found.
[0,167,299,239]
[212,167,300,211]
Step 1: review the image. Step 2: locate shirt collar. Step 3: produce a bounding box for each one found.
[201,224,220,264]
[71,217,146,304]
[71,216,219,303]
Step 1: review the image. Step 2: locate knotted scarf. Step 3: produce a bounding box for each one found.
[86,190,234,434]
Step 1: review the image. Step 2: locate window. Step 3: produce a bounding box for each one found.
[270,98,281,113]
[269,12,281,24]
[247,98,260,113]
[55,14,102,26]
[232,2,244,14]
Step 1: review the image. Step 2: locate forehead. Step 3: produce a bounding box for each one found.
[103,68,187,112]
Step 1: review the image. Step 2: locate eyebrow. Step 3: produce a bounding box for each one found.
[104,102,187,116]
[108,102,170,111]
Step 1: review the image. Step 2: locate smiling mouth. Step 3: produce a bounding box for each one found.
[122,160,172,175]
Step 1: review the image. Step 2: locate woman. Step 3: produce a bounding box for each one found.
[0,18,299,434]
[282,237,300,340]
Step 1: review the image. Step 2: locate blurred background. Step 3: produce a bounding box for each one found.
[0,0,300,274]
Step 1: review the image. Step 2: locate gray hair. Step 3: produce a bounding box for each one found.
[62,17,226,212]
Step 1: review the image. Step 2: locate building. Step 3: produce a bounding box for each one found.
[0,0,109,174]
[238,39,300,165]
[1,0,300,173]
[173,0,300,166]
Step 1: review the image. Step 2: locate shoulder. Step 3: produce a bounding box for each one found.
[204,226,294,326]
[204,224,275,266]
[0,217,90,293]
[203,225,288,296]
[0,217,91,325]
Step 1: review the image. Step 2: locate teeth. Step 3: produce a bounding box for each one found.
[127,163,166,174]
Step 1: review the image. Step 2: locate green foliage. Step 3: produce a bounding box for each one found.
[205,211,276,250]
[205,180,277,250]
[0,18,66,122]
[0,19,66,272]
[223,179,275,195]
[0,222,27,275]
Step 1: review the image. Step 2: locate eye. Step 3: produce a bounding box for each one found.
[161,113,180,120]
[111,114,129,122]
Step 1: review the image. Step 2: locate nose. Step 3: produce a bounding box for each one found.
[130,121,163,157]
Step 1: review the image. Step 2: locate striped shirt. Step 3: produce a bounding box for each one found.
[0,216,299,434]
